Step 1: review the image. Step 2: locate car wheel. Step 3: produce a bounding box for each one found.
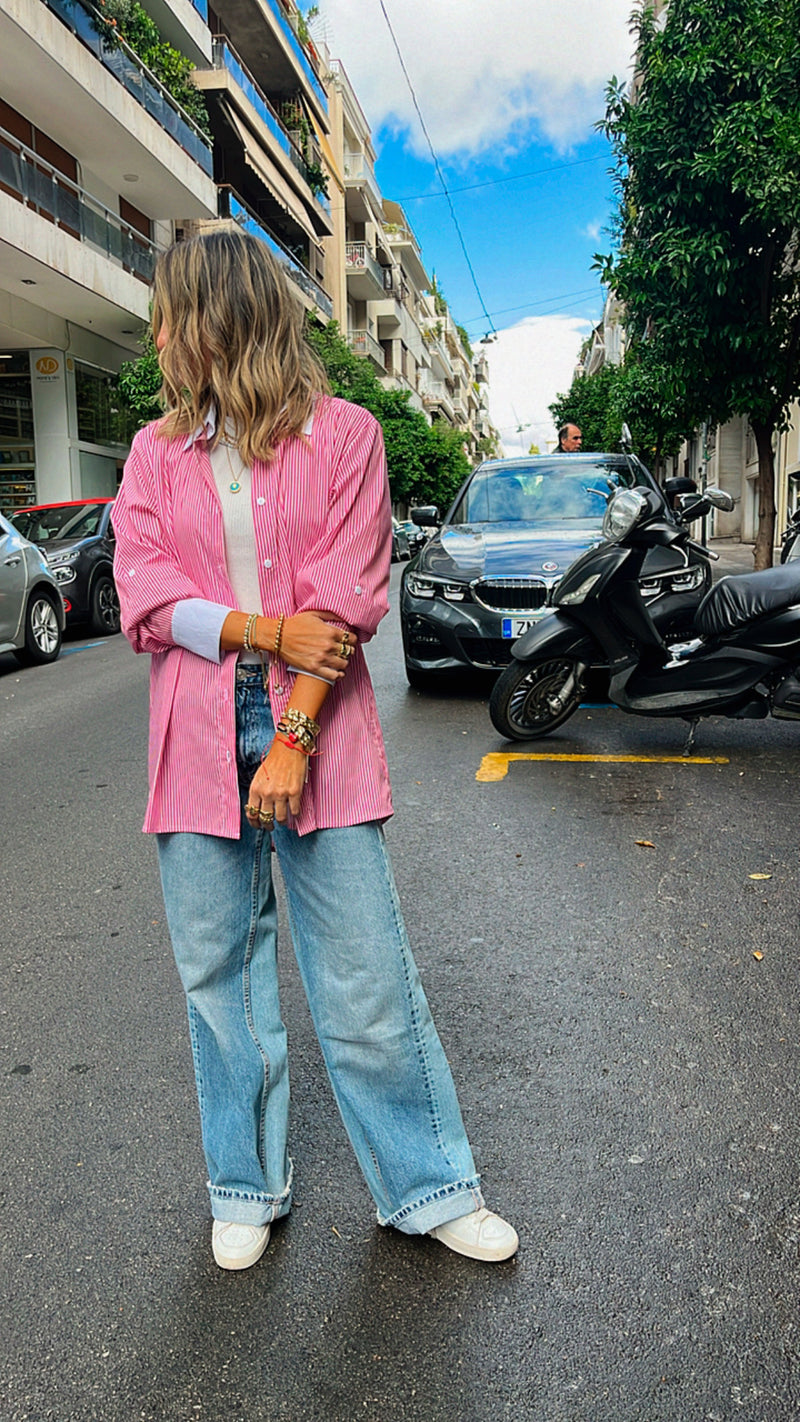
[489,656,583,740]
[90,573,121,635]
[13,591,62,666]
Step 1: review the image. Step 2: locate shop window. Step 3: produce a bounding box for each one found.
[75,362,132,446]
[0,353,35,511]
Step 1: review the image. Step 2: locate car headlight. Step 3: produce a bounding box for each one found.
[405,572,468,601]
[668,565,706,592]
[602,488,648,542]
[406,571,436,598]
[52,565,77,585]
[46,549,79,566]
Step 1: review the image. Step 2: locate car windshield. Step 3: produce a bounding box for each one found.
[11,503,105,542]
[450,460,644,527]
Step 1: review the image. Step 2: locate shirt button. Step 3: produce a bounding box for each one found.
[263,558,272,568]
[226,751,232,763]
[257,497,266,506]
[274,684,284,694]
[354,584,362,595]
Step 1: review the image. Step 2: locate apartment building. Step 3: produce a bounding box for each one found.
[326,57,493,458]
[0,0,334,509]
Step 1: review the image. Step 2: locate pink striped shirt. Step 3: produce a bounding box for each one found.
[113,395,393,837]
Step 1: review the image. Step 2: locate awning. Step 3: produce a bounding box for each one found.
[222,102,321,246]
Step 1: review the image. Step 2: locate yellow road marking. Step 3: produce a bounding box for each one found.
[476,751,730,782]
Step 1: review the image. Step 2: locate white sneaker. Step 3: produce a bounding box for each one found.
[212,1220,271,1271]
[429,1207,519,1262]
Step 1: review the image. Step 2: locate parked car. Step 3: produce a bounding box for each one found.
[0,508,65,666]
[10,498,120,635]
[391,517,412,562]
[397,518,428,554]
[400,453,712,688]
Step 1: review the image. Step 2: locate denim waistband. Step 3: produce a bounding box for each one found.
[235,663,263,682]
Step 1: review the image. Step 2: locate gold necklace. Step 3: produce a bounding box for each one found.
[222,439,243,494]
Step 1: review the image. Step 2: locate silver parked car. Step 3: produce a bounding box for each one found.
[0,509,65,666]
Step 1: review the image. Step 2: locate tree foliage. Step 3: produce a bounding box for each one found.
[596,0,800,565]
[304,317,470,510]
[116,328,162,426]
[550,344,694,474]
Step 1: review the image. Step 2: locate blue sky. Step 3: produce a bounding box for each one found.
[314,0,636,453]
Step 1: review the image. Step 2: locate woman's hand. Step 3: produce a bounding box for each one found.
[263,611,356,680]
[245,740,308,829]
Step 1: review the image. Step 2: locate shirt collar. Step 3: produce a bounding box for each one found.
[183,406,217,451]
[182,401,315,450]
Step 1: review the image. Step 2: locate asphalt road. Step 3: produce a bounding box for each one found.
[3,564,800,1422]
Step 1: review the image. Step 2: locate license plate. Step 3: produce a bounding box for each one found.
[501,616,538,639]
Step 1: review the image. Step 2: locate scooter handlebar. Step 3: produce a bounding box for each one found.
[685,538,719,561]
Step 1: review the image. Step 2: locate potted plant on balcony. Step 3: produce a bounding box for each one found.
[91,0,211,139]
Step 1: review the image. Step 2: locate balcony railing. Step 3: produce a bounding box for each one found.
[263,0,327,114]
[348,330,385,368]
[342,152,383,212]
[211,38,329,214]
[0,125,160,282]
[382,267,409,302]
[345,242,384,286]
[42,0,212,175]
[220,188,332,318]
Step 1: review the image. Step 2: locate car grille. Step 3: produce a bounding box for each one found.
[472,578,548,612]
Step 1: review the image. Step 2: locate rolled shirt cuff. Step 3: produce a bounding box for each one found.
[172,598,232,664]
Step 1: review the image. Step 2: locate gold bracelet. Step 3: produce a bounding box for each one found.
[242,611,258,653]
[273,612,285,660]
[281,706,321,739]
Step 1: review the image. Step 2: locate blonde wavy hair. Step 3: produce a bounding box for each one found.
[152,224,329,464]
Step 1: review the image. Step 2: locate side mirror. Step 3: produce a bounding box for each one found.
[705,486,735,511]
[664,476,698,502]
[410,505,440,527]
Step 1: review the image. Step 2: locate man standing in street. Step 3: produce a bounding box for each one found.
[555,423,582,451]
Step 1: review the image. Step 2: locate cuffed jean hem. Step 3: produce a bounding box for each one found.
[208,1168,293,1226]
[378,1176,484,1236]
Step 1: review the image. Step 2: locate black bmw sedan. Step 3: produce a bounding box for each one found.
[400,453,710,689]
[11,498,120,635]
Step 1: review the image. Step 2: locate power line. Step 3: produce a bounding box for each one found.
[462,285,603,331]
[397,155,606,203]
[377,0,496,334]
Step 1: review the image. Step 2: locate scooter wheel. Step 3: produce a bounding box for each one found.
[490,656,583,741]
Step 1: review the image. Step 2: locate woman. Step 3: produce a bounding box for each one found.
[113,227,517,1270]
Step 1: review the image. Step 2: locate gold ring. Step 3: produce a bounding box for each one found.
[245,803,258,815]
[258,810,274,824]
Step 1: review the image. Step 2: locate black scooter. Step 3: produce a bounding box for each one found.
[780,471,800,563]
[489,483,800,748]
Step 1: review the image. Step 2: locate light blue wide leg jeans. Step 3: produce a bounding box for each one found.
[156,671,483,1232]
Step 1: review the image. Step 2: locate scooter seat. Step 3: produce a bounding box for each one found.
[695,563,800,637]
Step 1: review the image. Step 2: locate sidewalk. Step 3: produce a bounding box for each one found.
[707,538,757,579]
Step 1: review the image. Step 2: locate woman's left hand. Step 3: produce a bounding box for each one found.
[245,740,308,829]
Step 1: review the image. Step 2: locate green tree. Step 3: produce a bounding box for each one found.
[549,364,619,453]
[304,317,470,509]
[116,328,162,426]
[596,0,800,567]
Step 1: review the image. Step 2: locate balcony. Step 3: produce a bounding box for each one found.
[219,188,332,319]
[342,152,383,224]
[382,206,428,289]
[43,0,213,176]
[348,330,385,370]
[217,0,328,129]
[419,377,455,421]
[193,38,332,237]
[0,126,160,283]
[345,242,385,302]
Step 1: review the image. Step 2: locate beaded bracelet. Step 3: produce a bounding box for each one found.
[273,613,285,660]
[242,611,258,653]
[276,720,316,754]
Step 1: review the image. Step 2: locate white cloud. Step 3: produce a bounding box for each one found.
[317,0,635,156]
[483,315,592,458]
[583,220,603,242]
